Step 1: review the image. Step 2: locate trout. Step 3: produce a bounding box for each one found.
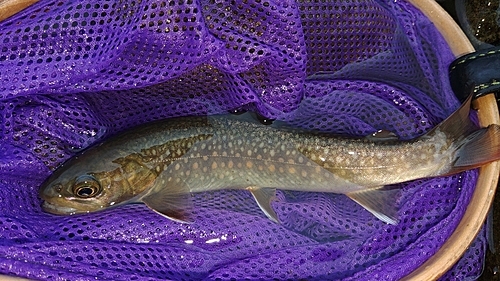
[39,96,500,224]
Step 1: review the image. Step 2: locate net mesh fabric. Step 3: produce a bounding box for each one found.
[0,0,487,280]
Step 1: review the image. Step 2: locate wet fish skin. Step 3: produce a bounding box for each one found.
[39,96,500,224]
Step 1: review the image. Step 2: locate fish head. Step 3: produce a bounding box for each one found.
[39,151,151,215]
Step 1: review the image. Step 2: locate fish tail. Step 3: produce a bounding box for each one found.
[431,94,476,141]
[449,124,500,173]
[434,95,500,173]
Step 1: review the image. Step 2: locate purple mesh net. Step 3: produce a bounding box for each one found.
[0,0,488,280]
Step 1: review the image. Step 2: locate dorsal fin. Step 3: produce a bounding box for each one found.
[226,112,275,126]
[365,130,399,141]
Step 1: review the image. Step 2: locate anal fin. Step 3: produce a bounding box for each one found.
[248,187,279,223]
[346,186,400,225]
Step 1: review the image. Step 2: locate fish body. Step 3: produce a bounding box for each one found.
[39,96,500,224]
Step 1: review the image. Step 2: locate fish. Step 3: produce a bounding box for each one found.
[39,96,500,225]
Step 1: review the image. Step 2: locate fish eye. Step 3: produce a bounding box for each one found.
[73,175,101,198]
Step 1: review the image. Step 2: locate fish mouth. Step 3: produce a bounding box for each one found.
[41,201,79,215]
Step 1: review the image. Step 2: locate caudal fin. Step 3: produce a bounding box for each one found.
[450,124,500,172]
[429,94,500,173]
[429,94,476,141]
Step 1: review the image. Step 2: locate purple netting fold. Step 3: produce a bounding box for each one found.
[0,0,487,280]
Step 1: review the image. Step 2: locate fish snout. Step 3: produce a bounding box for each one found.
[39,182,81,215]
[39,182,63,200]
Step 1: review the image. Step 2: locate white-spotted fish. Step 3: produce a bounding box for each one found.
[39,96,500,224]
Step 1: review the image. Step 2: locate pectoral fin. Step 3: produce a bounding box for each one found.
[248,187,279,223]
[346,187,400,225]
[141,175,193,223]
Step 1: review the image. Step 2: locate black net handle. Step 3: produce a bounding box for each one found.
[449,47,500,106]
